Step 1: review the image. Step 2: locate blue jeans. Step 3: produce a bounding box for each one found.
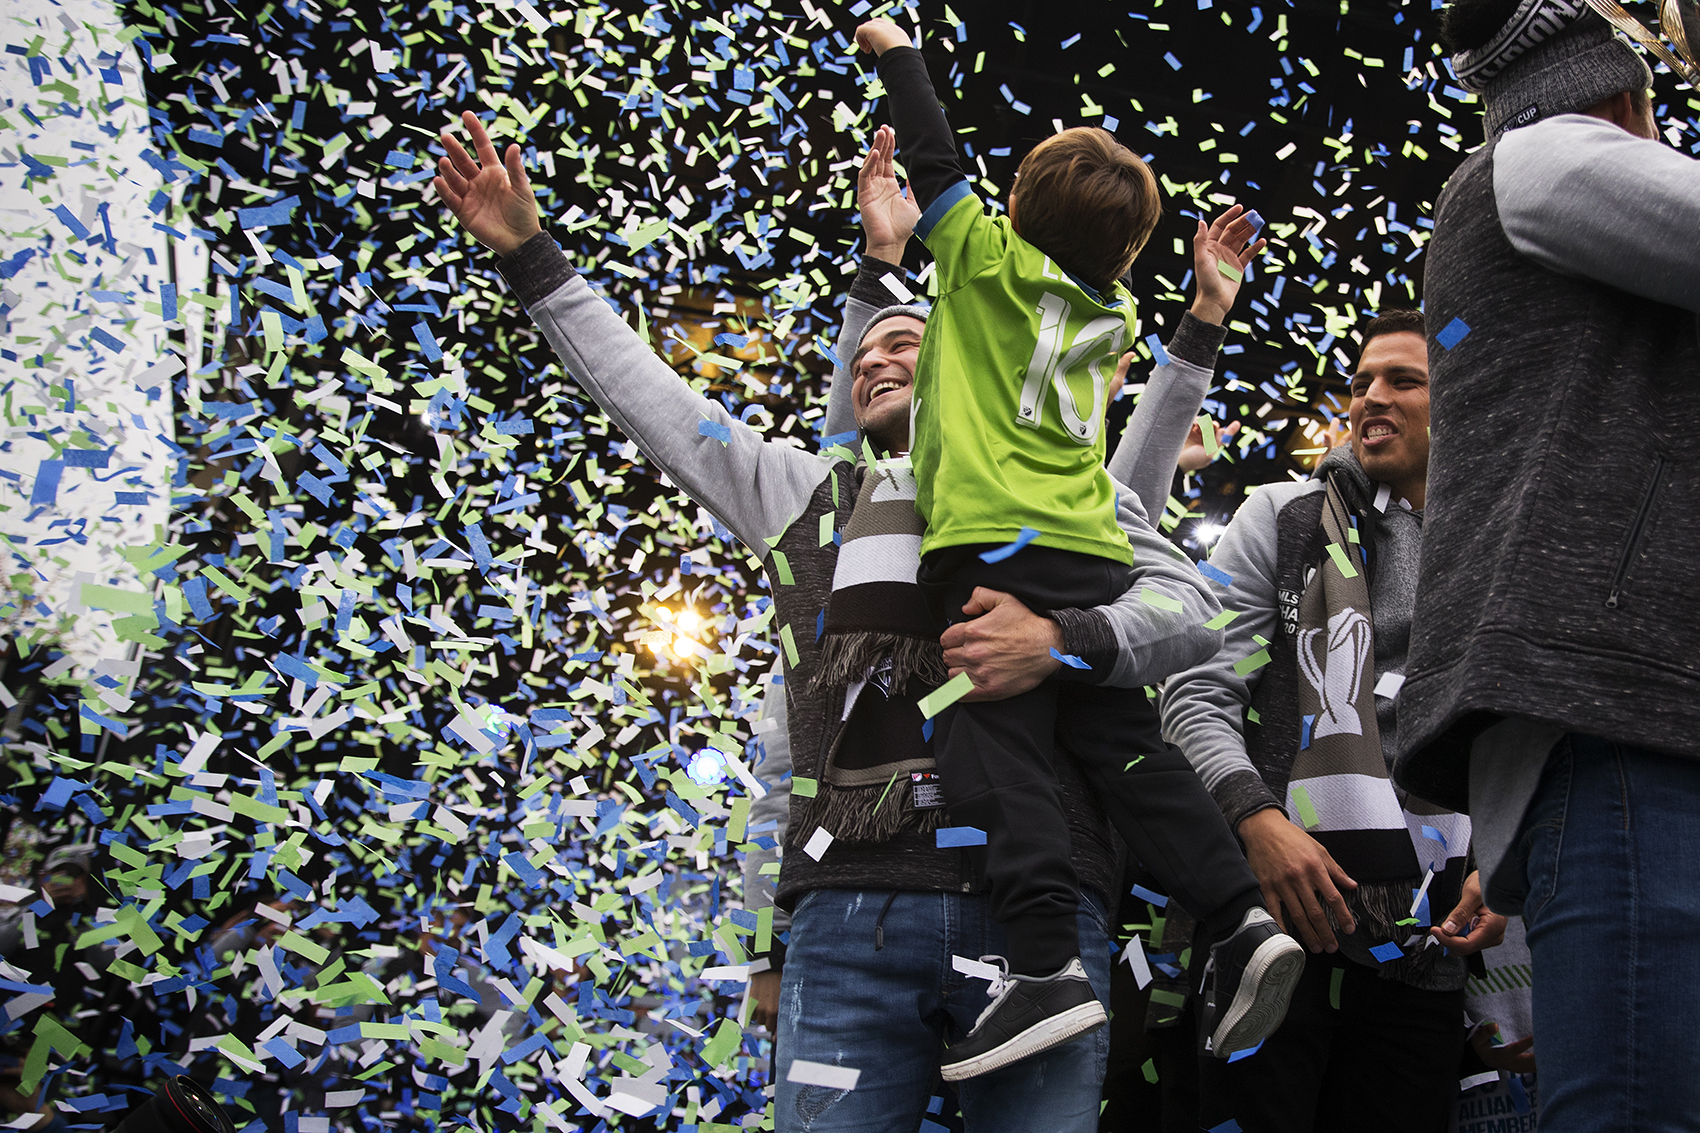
[775,887,1112,1133]
[1519,735,1700,1132]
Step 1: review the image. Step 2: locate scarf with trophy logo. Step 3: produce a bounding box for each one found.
[802,455,949,843]
[1283,475,1471,952]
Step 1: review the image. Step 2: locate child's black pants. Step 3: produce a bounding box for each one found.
[919,542,1262,975]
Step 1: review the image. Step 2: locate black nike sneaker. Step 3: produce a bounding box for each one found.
[1200,908,1305,1059]
[939,957,1107,1082]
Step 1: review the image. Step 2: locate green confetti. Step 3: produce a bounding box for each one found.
[1204,608,1241,630]
[1233,648,1272,676]
[918,671,975,719]
[1139,587,1185,613]
[1325,543,1359,579]
[1291,784,1320,829]
[701,1017,743,1068]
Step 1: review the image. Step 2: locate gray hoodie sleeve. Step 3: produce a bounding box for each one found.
[1054,481,1224,688]
[1159,481,1304,829]
[1495,114,1700,313]
[739,667,793,957]
[1107,312,1228,522]
[820,256,909,443]
[497,233,834,553]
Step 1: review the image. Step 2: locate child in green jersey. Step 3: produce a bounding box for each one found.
[856,18,1300,1083]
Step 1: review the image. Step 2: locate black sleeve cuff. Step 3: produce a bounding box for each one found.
[1213,769,1283,833]
[495,230,577,307]
[849,256,907,308]
[1166,312,1228,369]
[1047,607,1118,684]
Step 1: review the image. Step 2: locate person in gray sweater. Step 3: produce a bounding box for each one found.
[1161,311,1507,1133]
[430,111,1260,1131]
[1398,1,1700,1128]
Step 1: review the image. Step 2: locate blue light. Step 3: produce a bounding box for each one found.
[686,750,727,786]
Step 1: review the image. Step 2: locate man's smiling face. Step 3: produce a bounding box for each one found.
[850,315,925,453]
[1348,329,1431,508]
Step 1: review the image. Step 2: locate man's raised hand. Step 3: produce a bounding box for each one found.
[434,110,543,257]
[859,124,920,264]
[1190,204,1266,326]
[1178,419,1241,472]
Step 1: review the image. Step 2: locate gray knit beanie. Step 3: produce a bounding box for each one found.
[1454,3,1652,139]
[858,303,929,350]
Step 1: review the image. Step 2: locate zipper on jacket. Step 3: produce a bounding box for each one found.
[1607,454,1667,609]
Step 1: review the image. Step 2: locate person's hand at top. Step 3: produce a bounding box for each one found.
[859,124,920,265]
[1189,204,1266,326]
[433,110,543,257]
[854,17,911,56]
[1178,419,1241,472]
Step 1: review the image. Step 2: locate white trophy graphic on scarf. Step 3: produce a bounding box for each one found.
[1298,607,1372,740]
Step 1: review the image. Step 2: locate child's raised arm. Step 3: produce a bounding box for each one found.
[855,18,967,214]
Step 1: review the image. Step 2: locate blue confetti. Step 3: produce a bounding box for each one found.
[1145,333,1171,366]
[51,205,89,239]
[978,526,1040,563]
[1130,883,1169,907]
[1435,317,1471,350]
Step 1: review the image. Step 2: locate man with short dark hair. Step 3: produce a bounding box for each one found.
[1397,1,1700,1127]
[1161,311,1506,1132]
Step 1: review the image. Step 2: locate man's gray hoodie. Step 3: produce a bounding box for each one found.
[1161,445,1467,991]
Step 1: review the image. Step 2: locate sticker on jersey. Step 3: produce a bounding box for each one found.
[910,771,945,809]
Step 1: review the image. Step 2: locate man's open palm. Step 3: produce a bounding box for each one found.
[434,110,542,256]
[859,124,919,259]
[1190,204,1265,324]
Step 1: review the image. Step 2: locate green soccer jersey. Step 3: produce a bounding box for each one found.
[912,182,1136,564]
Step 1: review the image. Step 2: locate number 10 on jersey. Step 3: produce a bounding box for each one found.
[1016,292,1128,446]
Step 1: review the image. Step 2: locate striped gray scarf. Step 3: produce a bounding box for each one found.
[802,456,948,843]
[1285,476,1470,956]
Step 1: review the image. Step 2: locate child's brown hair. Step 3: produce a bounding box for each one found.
[1010,128,1161,293]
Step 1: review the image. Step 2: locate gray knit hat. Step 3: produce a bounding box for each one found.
[858,303,929,350]
[1455,3,1652,138]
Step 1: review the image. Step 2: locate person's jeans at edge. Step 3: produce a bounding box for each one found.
[1517,733,1700,1133]
[773,887,1113,1133]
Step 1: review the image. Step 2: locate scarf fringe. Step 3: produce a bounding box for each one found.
[810,632,949,695]
[1342,879,1425,943]
[798,778,945,844]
